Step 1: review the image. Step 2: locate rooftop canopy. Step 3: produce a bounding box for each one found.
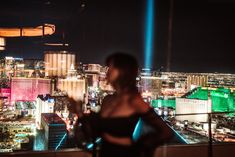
[0,24,55,37]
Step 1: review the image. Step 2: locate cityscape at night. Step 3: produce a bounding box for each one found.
[0,0,235,157]
[1,55,235,153]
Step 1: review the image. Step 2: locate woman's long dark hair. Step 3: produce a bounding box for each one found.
[106,52,139,94]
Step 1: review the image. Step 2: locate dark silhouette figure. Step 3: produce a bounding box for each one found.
[70,53,173,157]
[98,53,173,157]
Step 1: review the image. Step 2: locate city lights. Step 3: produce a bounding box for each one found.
[44,51,76,77]
[1,60,235,154]
[0,0,235,155]
[1,56,235,152]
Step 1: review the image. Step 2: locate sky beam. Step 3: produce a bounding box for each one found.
[144,0,155,69]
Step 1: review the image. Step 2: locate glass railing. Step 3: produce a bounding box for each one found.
[172,111,235,144]
[0,111,235,157]
[167,111,235,157]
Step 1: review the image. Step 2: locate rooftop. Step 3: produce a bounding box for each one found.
[41,113,65,126]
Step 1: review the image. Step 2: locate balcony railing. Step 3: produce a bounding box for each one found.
[1,143,235,157]
[1,111,235,157]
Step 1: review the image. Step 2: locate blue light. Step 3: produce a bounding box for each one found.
[132,118,143,142]
[171,127,188,144]
[96,138,102,143]
[86,138,102,150]
[55,133,67,150]
[144,0,155,69]
[87,143,94,150]
[48,98,54,103]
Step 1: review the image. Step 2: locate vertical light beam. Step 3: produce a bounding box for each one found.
[144,0,155,69]
[166,0,174,72]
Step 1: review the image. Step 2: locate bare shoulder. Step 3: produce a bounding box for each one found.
[130,93,151,114]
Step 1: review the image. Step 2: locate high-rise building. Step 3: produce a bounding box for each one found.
[176,97,212,122]
[11,77,51,102]
[36,95,54,129]
[139,76,162,99]
[41,113,67,150]
[83,64,101,88]
[23,59,45,78]
[67,64,77,79]
[0,57,45,79]
[175,87,235,123]
[138,69,162,100]
[57,78,86,102]
[187,75,208,91]
[44,51,76,77]
[0,37,5,51]
[185,87,235,112]
[0,56,24,78]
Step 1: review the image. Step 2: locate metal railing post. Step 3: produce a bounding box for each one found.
[208,113,213,157]
[92,139,97,157]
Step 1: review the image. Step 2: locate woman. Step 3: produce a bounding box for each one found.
[98,53,173,157]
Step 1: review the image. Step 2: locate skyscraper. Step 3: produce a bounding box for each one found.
[41,113,67,150]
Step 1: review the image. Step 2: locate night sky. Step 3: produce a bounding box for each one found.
[0,0,235,73]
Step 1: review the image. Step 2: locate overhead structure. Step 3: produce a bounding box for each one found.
[0,24,55,37]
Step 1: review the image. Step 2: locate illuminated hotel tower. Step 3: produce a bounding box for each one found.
[57,78,87,102]
[187,75,208,91]
[57,62,87,102]
[44,51,76,77]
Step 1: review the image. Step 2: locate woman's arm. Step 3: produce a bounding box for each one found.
[132,95,173,143]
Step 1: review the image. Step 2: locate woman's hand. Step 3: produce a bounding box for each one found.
[67,97,83,116]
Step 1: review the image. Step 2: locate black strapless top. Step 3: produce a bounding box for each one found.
[100,114,139,137]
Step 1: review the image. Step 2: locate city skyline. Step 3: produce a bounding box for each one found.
[0,0,235,155]
[0,0,235,73]
[1,53,235,152]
